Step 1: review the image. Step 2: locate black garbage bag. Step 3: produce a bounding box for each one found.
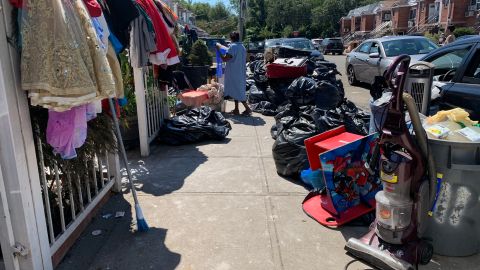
[272,117,317,177]
[285,77,317,106]
[315,80,343,110]
[248,84,267,104]
[344,114,369,135]
[268,79,292,105]
[253,61,268,86]
[158,106,232,145]
[271,104,316,139]
[255,53,264,61]
[251,101,278,116]
[314,109,343,133]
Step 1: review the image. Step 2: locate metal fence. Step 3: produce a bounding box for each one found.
[143,67,169,144]
[134,66,170,156]
[34,133,118,255]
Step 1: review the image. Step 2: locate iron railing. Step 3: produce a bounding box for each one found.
[34,131,118,255]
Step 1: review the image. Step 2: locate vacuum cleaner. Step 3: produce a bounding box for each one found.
[344,55,438,270]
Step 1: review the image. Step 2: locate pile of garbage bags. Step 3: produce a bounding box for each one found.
[158,106,232,145]
[245,56,370,179]
[271,100,370,178]
[247,61,345,116]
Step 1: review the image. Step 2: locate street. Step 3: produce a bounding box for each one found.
[324,54,371,111]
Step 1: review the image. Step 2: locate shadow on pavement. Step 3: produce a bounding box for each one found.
[57,194,181,270]
[225,113,266,126]
[124,144,209,196]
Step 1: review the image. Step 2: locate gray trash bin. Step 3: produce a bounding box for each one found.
[426,138,480,257]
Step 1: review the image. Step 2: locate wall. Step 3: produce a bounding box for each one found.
[392,6,411,32]
[361,14,376,32]
[450,0,472,26]
[341,18,352,36]
[417,0,435,25]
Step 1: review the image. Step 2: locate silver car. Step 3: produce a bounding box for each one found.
[345,36,438,85]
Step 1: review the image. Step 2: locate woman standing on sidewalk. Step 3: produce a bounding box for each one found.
[216,31,252,116]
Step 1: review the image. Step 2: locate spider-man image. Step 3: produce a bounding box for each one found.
[321,135,382,213]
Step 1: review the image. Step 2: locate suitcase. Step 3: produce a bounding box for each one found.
[266,57,308,79]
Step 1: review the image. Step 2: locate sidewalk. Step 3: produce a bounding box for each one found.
[58,102,479,270]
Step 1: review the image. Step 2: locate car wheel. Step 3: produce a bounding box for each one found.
[347,65,358,86]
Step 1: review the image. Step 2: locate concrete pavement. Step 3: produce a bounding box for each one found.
[324,54,371,111]
[57,79,480,269]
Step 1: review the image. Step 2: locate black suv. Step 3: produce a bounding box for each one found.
[319,38,343,55]
[420,36,480,119]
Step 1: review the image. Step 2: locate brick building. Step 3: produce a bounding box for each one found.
[341,0,480,41]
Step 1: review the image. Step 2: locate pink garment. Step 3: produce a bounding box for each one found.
[86,102,97,121]
[46,105,88,159]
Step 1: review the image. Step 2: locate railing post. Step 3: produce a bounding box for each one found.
[108,152,122,193]
[133,67,150,157]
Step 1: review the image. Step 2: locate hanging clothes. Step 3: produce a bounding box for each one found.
[154,0,174,34]
[97,0,139,50]
[107,42,125,97]
[135,0,179,66]
[9,0,23,8]
[22,0,116,111]
[129,13,157,68]
[82,0,102,17]
[91,17,109,52]
[155,0,178,22]
[46,105,88,159]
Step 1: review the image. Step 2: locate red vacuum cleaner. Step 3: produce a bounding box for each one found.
[344,55,437,270]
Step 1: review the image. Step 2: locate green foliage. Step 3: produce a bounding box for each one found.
[241,0,379,40]
[182,0,379,41]
[424,32,440,44]
[282,25,294,38]
[188,40,212,66]
[189,2,237,36]
[119,52,136,117]
[453,27,476,38]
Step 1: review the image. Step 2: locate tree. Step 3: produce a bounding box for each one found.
[189,40,212,66]
[188,1,238,36]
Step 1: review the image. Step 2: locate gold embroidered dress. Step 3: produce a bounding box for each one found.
[21,0,116,111]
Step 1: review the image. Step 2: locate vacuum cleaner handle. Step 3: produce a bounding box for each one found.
[384,55,411,111]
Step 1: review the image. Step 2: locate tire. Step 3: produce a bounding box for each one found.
[347,65,358,86]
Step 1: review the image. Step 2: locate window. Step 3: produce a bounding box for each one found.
[370,43,380,54]
[462,49,480,84]
[409,9,417,20]
[382,38,438,57]
[357,42,372,53]
[384,12,391,21]
[425,47,471,80]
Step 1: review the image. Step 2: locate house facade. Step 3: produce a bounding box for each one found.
[341,0,480,40]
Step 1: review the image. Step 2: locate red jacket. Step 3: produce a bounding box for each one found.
[135,0,179,65]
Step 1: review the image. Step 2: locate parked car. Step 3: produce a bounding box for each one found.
[312,38,323,49]
[264,38,324,59]
[319,38,344,55]
[454,35,477,42]
[419,36,480,119]
[246,41,264,54]
[346,36,438,85]
[265,38,284,48]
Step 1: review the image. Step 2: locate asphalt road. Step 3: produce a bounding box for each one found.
[324,54,371,111]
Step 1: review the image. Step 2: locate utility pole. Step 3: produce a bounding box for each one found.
[238,0,246,41]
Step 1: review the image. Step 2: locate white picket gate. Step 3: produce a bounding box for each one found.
[133,66,170,157]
